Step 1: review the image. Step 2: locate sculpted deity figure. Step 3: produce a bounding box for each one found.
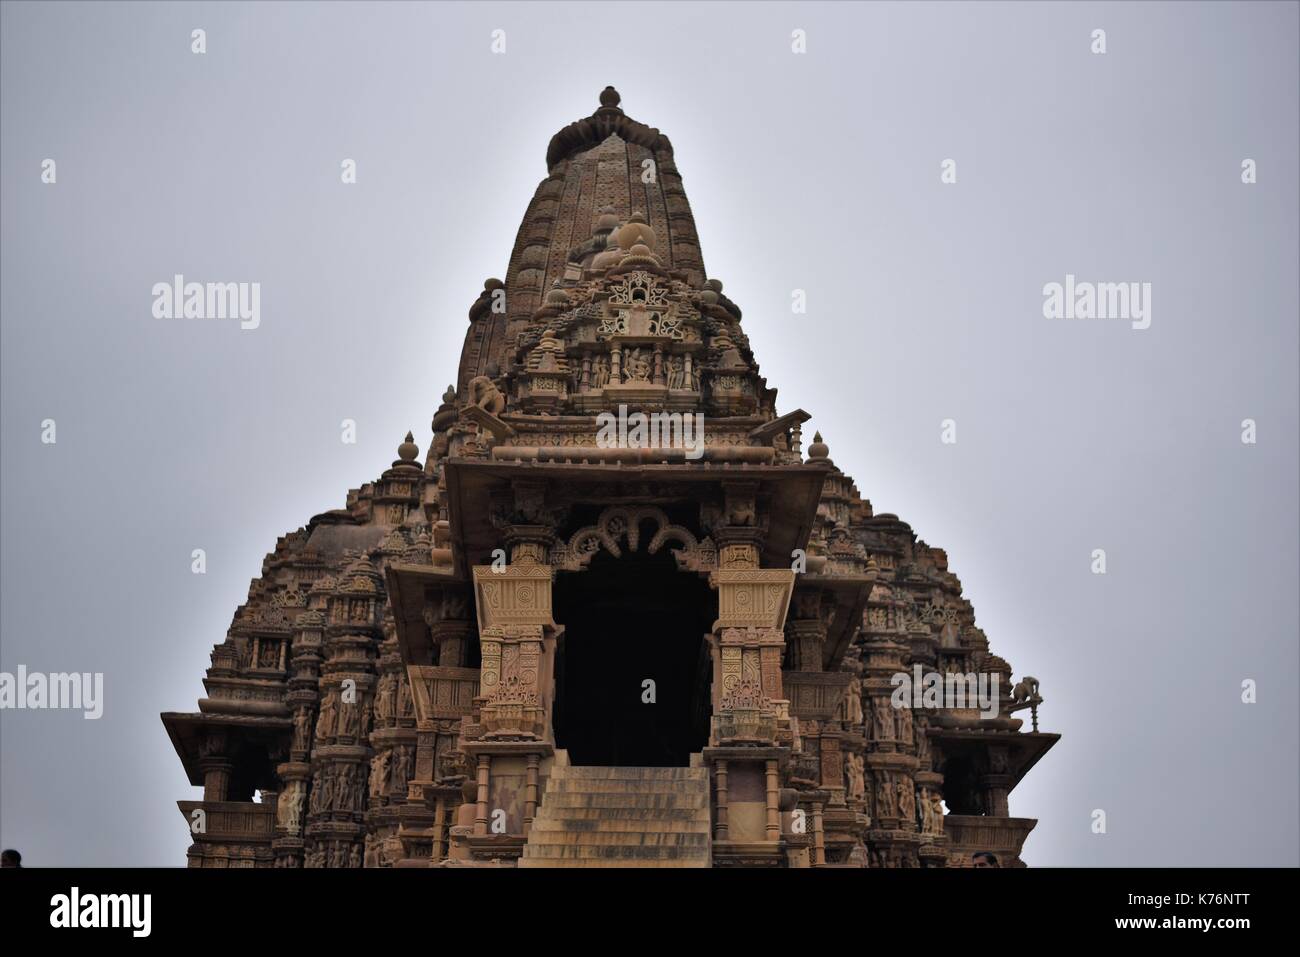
[339,766,358,811]
[624,347,651,382]
[898,779,916,824]
[357,698,373,738]
[317,771,334,814]
[397,676,413,718]
[845,676,863,726]
[348,843,362,869]
[277,783,303,833]
[894,704,913,748]
[374,674,393,723]
[292,708,312,753]
[846,753,865,802]
[370,751,390,798]
[667,355,685,390]
[929,792,945,834]
[339,700,358,738]
[390,746,412,794]
[316,692,338,741]
[874,776,896,818]
[872,698,894,741]
[592,354,610,388]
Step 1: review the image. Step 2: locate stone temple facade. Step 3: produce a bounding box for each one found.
[162,88,1057,869]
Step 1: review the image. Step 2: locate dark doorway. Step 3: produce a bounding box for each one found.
[552,542,715,766]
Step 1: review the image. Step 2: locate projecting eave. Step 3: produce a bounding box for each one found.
[384,562,465,666]
[933,728,1061,794]
[795,571,878,669]
[442,458,828,579]
[160,711,293,788]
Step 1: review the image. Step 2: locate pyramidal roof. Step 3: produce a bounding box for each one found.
[458,87,709,390]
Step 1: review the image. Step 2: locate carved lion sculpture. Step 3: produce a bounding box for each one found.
[466,375,506,416]
[1012,676,1040,702]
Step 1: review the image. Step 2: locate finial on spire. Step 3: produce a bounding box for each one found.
[397,431,419,463]
[808,432,830,461]
[599,86,621,109]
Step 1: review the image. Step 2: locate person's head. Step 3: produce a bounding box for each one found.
[972,851,998,868]
[0,849,21,868]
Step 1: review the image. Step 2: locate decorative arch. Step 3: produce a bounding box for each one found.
[550,505,716,573]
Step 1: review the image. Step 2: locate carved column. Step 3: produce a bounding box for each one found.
[457,485,561,863]
[199,734,231,803]
[703,483,795,866]
[859,578,921,868]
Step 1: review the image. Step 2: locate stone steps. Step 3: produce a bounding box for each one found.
[519,765,712,868]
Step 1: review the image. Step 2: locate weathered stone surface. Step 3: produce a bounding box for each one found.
[162,89,1057,869]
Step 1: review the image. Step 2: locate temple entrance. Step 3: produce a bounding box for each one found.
[552,543,715,766]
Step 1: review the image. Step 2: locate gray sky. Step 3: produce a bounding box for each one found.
[2,0,1297,866]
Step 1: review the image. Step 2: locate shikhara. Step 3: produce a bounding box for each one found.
[162,87,1056,870]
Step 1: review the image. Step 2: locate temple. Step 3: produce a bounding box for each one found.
[162,88,1057,869]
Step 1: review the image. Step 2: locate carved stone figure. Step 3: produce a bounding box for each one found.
[374,674,394,723]
[316,692,337,742]
[928,792,945,835]
[871,698,894,741]
[292,709,312,753]
[845,675,863,726]
[277,782,304,833]
[466,375,506,415]
[894,704,912,749]
[369,751,390,798]
[915,720,931,765]
[667,355,685,389]
[1012,675,1040,702]
[874,775,896,818]
[396,676,412,718]
[845,752,865,802]
[897,779,915,825]
[390,746,412,795]
[624,347,651,382]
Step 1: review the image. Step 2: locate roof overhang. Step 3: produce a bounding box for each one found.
[442,458,828,579]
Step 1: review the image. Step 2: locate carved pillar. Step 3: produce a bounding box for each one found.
[703,483,795,865]
[859,577,922,867]
[524,753,540,835]
[473,754,490,836]
[765,760,780,840]
[200,758,231,803]
[714,760,730,841]
[455,485,561,863]
[812,801,826,866]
